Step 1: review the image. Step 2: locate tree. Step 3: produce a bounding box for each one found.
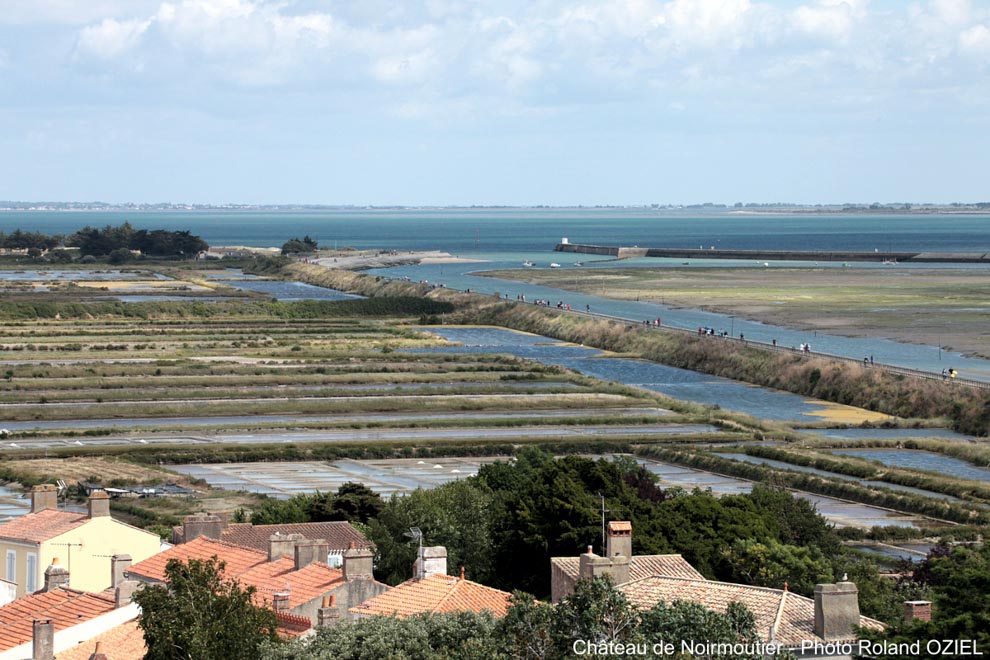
[108,247,134,264]
[250,494,315,525]
[308,482,384,523]
[722,538,833,596]
[134,556,279,660]
[281,236,319,255]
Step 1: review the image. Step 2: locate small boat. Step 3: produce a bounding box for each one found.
[522,260,534,267]
[882,258,898,265]
[549,263,561,268]
[573,262,583,267]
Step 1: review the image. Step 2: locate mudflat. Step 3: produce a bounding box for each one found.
[482,266,990,358]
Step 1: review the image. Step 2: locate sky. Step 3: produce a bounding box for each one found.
[1,0,989,206]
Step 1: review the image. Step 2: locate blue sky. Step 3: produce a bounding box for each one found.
[1,0,988,205]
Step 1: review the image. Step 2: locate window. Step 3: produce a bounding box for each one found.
[26,553,37,593]
[4,550,13,584]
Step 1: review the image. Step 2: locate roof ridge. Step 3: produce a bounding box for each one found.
[429,575,468,614]
[627,575,807,598]
[769,588,787,645]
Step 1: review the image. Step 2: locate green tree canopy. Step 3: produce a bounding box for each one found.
[134,556,280,660]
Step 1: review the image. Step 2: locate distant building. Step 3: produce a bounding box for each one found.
[350,545,513,619]
[127,534,389,630]
[171,514,372,568]
[552,522,887,658]
[0,486,163,598]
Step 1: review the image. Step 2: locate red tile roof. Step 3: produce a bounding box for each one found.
[0,509,90,544]
[350,574,512,618]
[618,577,884,648]
[0,588,116,652]
[127,537,268,583]
[55,621,146,660]
[238,557,346,610]
[552,553,706,584]
[275,611,312,638]
[172,522,372,553]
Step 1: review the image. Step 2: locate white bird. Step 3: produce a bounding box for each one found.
[137,439,148,444]
[74,440,84,446]
[8,443,18,448]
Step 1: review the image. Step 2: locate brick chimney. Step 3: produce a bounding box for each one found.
[31,484,58,513]
[814,580,860,641]
[272,592,290,613]
[412,546,447,579]
[904,600,932,623]
[182,513,223,541]
[294,539,329,570]
[343,540,374,581]
[43,558,70,592]
[268,533,305,561]
[578,545,630,586]
[317,595,340,628]
[87,490,111,518]
[606,521,632,558]
[111,554,132,588]
[33,619,54,660]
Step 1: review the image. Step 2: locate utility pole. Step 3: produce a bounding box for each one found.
[598,493,611,554]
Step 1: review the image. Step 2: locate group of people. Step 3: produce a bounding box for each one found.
[697,326,729,337]
[942,368,958,380]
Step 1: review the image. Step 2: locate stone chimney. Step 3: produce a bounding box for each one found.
[343,540,374,581]
[903,600,932,623]
[32,619,54,660]
[43,558,70,592]
[272,592,290,613]
[111,554,132,588]
[578,545,630,586]
[88,641,109,660]
[294,539,329,570]
[268,533,305,561]
[31,484,58,513]
[814,580,860,641]
[115,580,140,608]
[182,513,223,541]
[606,521,632,558]
[317,595,340,628]
[87,490,111,518]
[413,546,447,579]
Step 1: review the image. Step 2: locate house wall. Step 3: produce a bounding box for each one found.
[1,540,41,598]
[43,518,162,594]
[290,579,389,624]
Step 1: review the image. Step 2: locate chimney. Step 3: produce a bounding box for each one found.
[412,546,447,579]
[606,521,632,558]
[43,558,70,592]
[111,554,132,588]
[317,595,340,628]
[903,600,932,623]
[182,513,223,541]
[294,539,329,570]
[343,540,374,581]
[87,641,109,660]
[268,533,305,562]
[578,545,630,586]
[32,619,54,660]
[115,579,140,608]
[87,490,111,518]
[31,484,58,513]
[272,593,290,613]
[814,580,860,641]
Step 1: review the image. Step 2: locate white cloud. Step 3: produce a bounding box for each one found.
[791,1,859,42]
[76,18,151,59]
[959,23,990,55]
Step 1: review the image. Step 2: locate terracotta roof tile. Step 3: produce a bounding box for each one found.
[552,554,706,583]
[172,522,372,553]
[127,537,267,583]
[275,611,312,638]
[0,588,115,652]
[350,574,512,618]
[618,577,885,648]
[239,559,345,610]
[0,509,89,544]
[55,620,146,660]
[608,521,632,533]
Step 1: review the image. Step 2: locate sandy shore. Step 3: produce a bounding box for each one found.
[313,250,485,271]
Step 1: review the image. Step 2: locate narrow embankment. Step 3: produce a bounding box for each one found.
[272,261,990,436]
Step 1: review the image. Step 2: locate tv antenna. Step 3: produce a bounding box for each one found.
[404,527,423,553]
[597,493,612,554]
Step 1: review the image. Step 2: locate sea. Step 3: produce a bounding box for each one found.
[2,208,989,254]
